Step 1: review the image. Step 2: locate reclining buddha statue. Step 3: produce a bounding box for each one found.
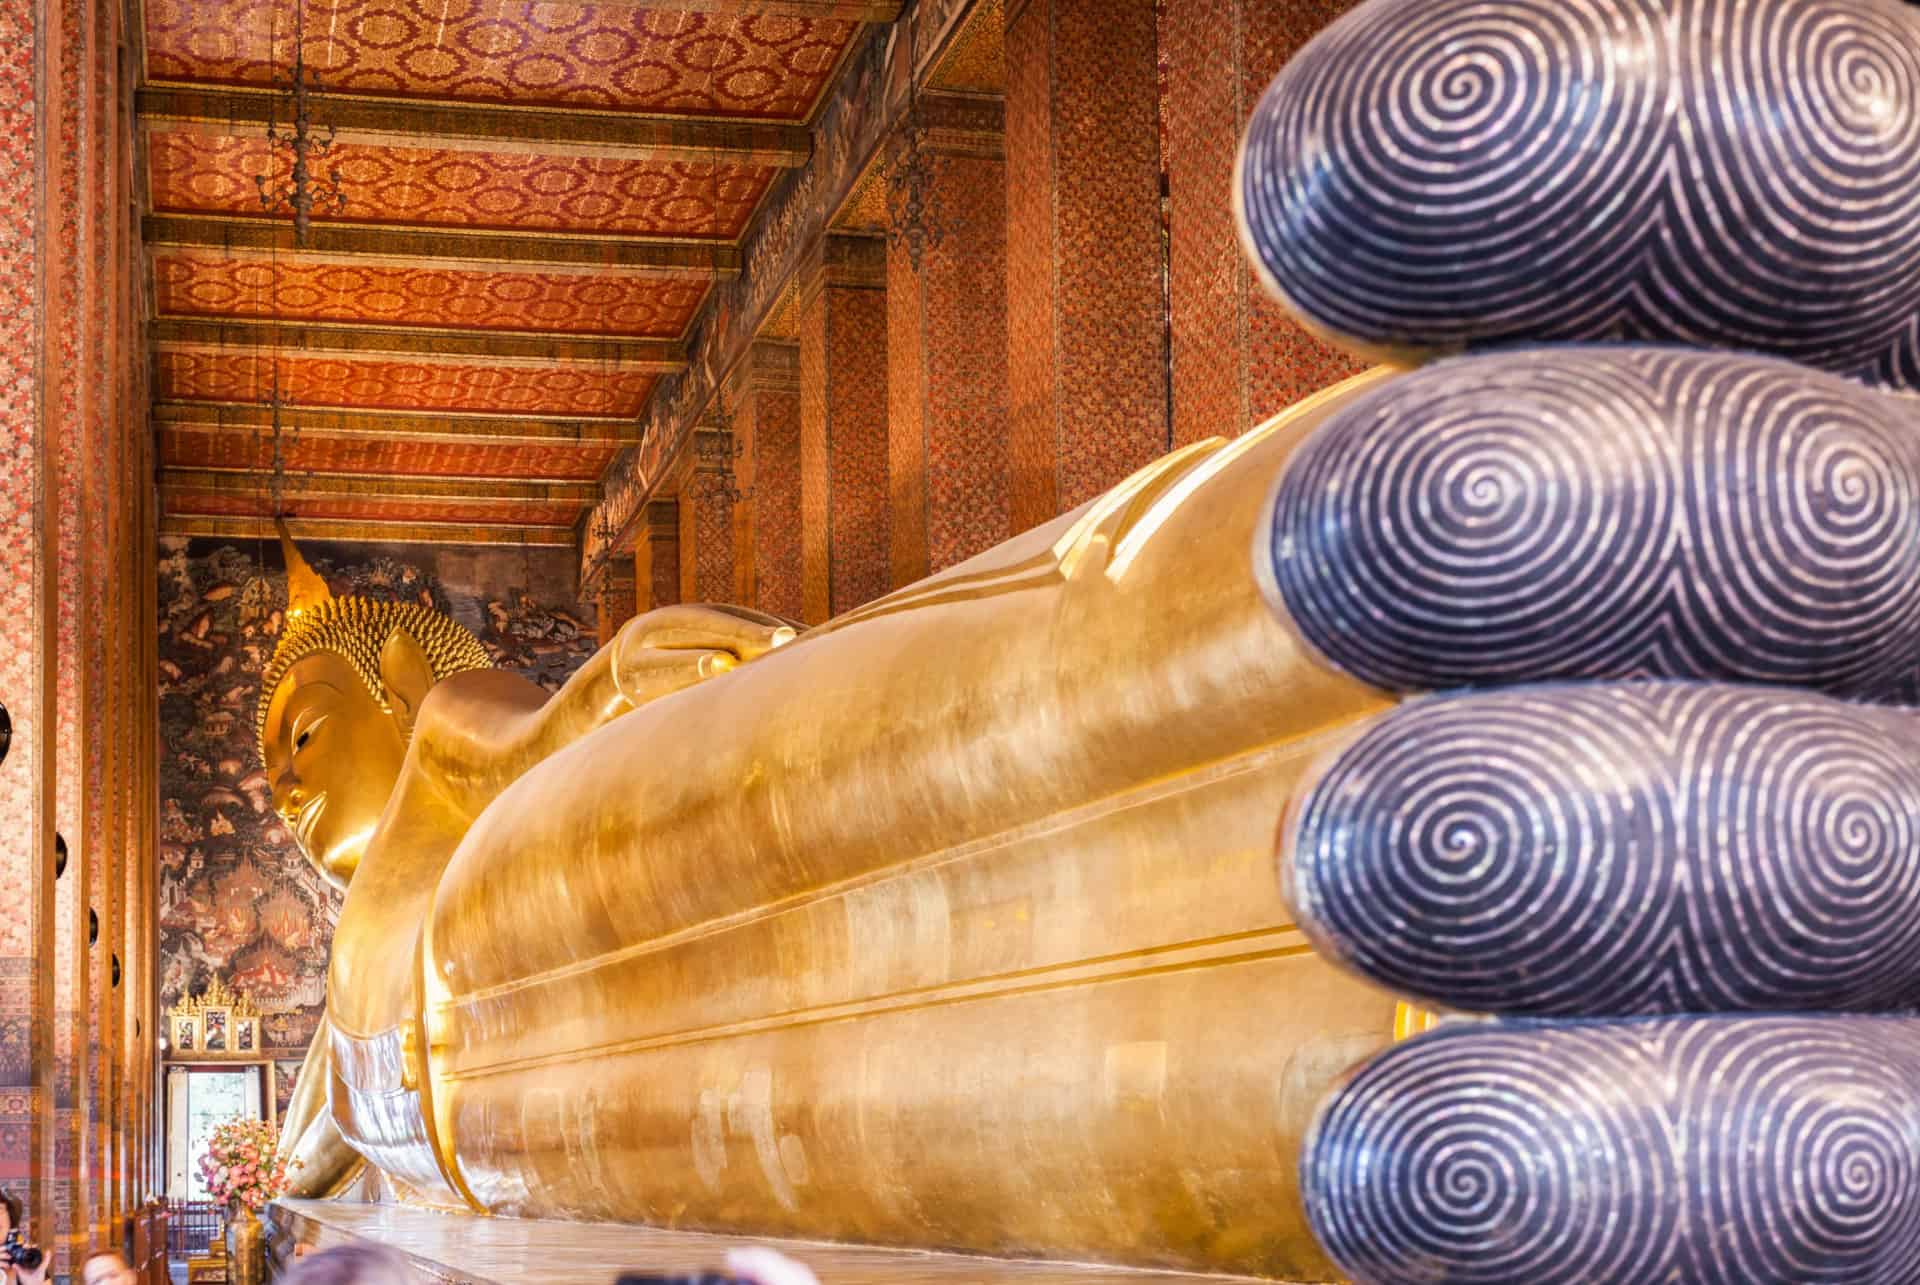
[263,420,1411,1282]
[269,0,1920,1279]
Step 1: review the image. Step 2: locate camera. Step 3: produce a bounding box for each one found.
[2,1229,42,1274]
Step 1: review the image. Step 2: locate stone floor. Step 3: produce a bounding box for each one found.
[269,1201,1285,1285]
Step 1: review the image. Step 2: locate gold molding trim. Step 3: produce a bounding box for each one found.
[155,402,643,446]
[160,515,578,547]
[143,216,742,277]
[152,318,685,371]
[161,468,599,504]
[139,87,811,167]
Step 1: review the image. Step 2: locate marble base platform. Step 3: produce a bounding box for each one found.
[265,1201,1290,1285]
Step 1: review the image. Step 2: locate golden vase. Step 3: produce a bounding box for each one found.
[223,1204,263,1285]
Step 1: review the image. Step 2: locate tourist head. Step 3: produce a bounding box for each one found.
[0,1190,44,1285]
[257,526,490,890]
[281,1244,412,1285]
[80,1251,136,1285]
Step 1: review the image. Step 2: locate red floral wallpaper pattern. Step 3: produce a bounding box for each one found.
[160,428,617,482]
[1004,0,1170,528]
[158,350,655,416]
[150,131,776,238]
[1160,0,1366,445]
[155,252,711,338]
[145,0,857,120]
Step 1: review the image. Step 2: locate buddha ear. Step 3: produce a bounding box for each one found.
[378,628,435,740]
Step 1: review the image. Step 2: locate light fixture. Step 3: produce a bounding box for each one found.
[885,6,946,274]
[691,431,749,506]
[256,366,303,519]
[253,0,348,247]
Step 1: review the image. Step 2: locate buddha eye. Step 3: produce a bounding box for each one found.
[291,713,326,752]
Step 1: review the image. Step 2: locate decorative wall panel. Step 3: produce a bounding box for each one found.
[888,152,1009,583]
[157,539,597,1062]
[1160,0,1365,445]
[157,351,654,416]
[747,389,802,620]
[145,1,858,120]
[1004,0,1169,528]
[149,131,776,238]
[155,252,711,338]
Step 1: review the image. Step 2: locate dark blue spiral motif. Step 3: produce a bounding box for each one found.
[1263,347,1920,699]
[1238,0,1920,387]
[1286,682,1920,1015]
[1306,1016,1920,1284]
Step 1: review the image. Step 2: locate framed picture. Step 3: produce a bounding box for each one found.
[172,1014,198,1053]
[235,1017,257,1054]
[201,1007,229,1053]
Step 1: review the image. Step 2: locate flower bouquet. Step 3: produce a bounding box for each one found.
[199,1118,297,1285]
[197,1117,294,1212]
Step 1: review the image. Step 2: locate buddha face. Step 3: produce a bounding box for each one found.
[263,650,409,890]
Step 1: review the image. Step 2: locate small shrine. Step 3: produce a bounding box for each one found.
[165,978,268,1060]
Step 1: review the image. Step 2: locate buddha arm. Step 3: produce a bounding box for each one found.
[411,604,795,820]
[277,1013,362,1198]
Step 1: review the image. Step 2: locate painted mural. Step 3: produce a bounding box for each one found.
[157,537,598,1079]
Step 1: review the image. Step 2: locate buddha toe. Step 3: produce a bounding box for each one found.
[1305,1016,1920,1285]
[1285,683,1920,1017]
[1260,347,1920,699]
[1237,0,1920,384]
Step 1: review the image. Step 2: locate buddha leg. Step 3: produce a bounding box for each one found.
[415,374,1403,1280]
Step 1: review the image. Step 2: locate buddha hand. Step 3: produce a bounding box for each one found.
[610,604,797,709]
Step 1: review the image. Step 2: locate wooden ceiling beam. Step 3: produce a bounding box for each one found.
[154,402,641,446]
[143,215,741,277]
[153,317,684,370]
[139,87,811,167]
[160,514,577,547]
[161,468,598,504]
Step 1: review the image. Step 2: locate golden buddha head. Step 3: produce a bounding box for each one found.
[256,526,491,890]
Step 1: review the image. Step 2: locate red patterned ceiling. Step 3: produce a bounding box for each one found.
[150,131,775,237]
[145,1,857,120]
[158,351,655,416]
[154,252,710,336]
[160,427,617,481]
[165,489,582,527]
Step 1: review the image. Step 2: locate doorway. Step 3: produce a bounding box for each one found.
[164,1062,272,1202]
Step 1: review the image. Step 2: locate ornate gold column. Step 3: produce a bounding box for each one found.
[885,93,1010,587]
[728,341,802,620]
[799,234,889,623]
[1003,0,1169,530]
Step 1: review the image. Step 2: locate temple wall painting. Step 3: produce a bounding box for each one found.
[157,538,598,1106]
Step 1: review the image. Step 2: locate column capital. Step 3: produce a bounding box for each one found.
[801,233,889,307]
